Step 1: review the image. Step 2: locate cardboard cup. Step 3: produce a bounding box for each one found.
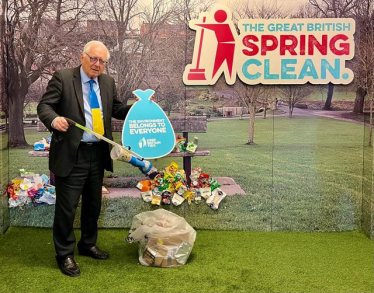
[110,145,131,162]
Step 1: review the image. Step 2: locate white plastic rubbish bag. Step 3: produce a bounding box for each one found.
[125,209,196,268]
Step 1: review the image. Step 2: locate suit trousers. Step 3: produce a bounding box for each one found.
[53,141,105,259]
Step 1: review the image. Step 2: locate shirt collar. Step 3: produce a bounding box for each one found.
[80,66,98,84]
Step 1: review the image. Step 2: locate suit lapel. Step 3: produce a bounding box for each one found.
[72,66,85,117]
[98,75,108,124]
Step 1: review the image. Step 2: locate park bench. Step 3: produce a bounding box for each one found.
[30,116,210,185]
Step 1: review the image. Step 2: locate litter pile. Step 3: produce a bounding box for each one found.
[173,135,198,153]
[7,169,56,208]
[33,137,51,151]
[137,161,226,210]
[126,209,196,268]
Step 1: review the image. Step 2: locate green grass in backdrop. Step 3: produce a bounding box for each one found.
[0,227,372,293]
[9,116,367,232]
[306,89,356,101]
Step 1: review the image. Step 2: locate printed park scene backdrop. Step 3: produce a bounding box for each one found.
[0,0,373,238]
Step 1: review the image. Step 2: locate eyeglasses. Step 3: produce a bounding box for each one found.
[85,53,108,65]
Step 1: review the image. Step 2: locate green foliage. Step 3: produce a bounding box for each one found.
[23,103,38,117]
[187,93,221,115]
[186,104,214,116]
[0,227,373,293]
[198,91,219,103]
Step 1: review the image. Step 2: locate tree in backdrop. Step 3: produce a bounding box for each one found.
[258,86,277,119]
[0,0,7,123]
[314,85,328,102]
[352,0,374,144]
[230,0,286,144]
[5,0,89,146]
[231,0,289,20]
[278,85,316,117]
[146,22,186,116]
[141,0,216,115]
[308,0,356,110]
[170,0,216,23]
[24,77,48,118]
[92,0,177,104]
[234,82,271,144]
[161,0,216,115]
[352,0,374,116]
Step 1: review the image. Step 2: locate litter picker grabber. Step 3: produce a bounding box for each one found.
[65,118,158,178]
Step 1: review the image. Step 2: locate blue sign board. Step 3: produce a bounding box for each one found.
[122,89,176,159]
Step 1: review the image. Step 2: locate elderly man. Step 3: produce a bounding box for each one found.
[38,40,131,277]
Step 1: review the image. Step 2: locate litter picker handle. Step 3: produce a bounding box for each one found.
[64,117,142,158]
[65,118,114,146]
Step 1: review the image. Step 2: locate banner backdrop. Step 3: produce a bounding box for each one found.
[5,4,373,239]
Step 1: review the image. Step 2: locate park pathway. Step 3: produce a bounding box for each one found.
[210,105,366,125]
[277,105,366,125]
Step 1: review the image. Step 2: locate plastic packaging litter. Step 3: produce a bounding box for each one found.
[136,162,224,209]
[7,172,55,208]
[41,174,49,186]
[9,196,30,208]
[126,209,196,268]
[141,191,152,202]
[19,169,35,178]
[173,135,186,152]
[206,188,227,210]
[33,137,51,151]
[173,136,198,153]
[186,137,198,153]
[38,191,56,205]
[172,193,185,206]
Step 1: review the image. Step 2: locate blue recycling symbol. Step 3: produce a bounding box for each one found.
[122,89,176,159]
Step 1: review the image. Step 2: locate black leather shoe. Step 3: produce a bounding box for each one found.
[56,256,80,277]
[78,245,109,260]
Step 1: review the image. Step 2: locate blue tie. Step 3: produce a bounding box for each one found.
[89,80,104,135]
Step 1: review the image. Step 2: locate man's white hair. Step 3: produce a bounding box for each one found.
[83,40,110,60]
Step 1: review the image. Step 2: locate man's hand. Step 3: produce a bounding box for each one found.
[52,117,69,132]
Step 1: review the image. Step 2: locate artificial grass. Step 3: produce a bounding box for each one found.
[0,227,372,293]
[8,116,370,232]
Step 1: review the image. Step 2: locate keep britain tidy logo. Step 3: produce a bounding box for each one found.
[183,5,355,86]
